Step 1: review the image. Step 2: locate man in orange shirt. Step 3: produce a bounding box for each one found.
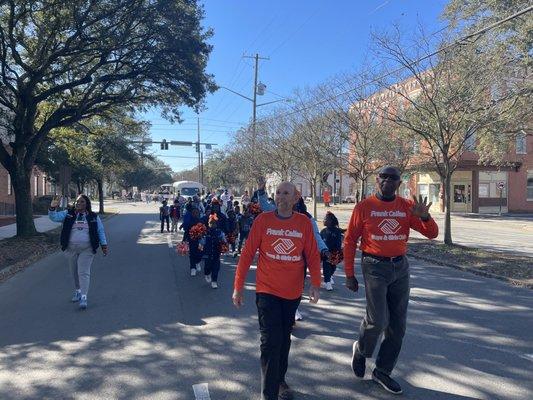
[233,181,321,400]
[344,166,438,395]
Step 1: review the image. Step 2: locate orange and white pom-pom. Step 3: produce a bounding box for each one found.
[328,249,344,265]
[176,241,189,256]
[219,242,230,254]
[226,232,237,244]
[248,202,262,216]
[189,223,207,240]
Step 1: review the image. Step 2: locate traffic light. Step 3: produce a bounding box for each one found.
[195,141,200,152]
[161,139,168,150]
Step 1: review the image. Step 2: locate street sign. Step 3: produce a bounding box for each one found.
[498,181,505,190]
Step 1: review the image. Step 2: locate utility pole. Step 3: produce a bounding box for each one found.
[197,117,201,183]
[243,53,269,143]
[200,151,204,186]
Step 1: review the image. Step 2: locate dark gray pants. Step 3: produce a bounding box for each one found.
[357,255,410,375]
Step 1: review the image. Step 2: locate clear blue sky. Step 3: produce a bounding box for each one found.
[144,0,448,172]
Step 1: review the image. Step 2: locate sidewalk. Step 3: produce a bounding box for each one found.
[0,216,61,240]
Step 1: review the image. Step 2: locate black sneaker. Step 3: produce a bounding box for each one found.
[278,381,294,400]
[351,341,365,378]
[372,369,402,395]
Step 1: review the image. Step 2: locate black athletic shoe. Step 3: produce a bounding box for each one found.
[278,381,294,400]
[372,369,403,395]
[351,341,365,378]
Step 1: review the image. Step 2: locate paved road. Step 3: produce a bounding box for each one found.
[313,204,533,257]
[0,202,531,399]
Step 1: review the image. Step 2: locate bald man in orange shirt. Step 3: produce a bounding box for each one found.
[233,182,321,400]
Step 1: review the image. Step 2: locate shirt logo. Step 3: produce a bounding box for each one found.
[272,238,296,255]
[378,219,401,235]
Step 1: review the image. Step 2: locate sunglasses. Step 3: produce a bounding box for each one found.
[378,173,401,181]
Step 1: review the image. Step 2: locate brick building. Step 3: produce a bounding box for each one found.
[350,76,532,214]
[0,163,54,215]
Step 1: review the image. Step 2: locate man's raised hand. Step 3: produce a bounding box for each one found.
[411,195,432,220]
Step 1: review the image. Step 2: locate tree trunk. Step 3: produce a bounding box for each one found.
[97,178,105,214]
[360,178,366,200]
[310,178,318,219]
[10,162,37,237]
[443,171,453,245]
[76,179,82,194]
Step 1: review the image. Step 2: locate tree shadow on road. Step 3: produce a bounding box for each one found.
[1,216,532,399]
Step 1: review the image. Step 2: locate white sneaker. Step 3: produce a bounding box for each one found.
[205,274,212,283]
[211,281,218,289]
[330,277,335,285]
[326,281,333,291]
[196,264,201,272]
[191,269,197,276]
[295,309,303,321]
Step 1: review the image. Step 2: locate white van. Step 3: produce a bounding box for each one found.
[172,181,205,200]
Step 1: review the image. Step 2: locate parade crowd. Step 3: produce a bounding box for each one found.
[49,166,437,400]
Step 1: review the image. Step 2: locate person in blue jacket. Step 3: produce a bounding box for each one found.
[48,195,108,310]
[199,214,227,289]
[181,205,203,276]
[255,179,329,321]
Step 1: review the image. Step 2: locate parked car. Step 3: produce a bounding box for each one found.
[343,195,356,203]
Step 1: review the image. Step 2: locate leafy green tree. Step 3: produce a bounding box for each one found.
[0,0,215,236]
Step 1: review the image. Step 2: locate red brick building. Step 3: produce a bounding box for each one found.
[0,164,54,215]
[350,76,532,214]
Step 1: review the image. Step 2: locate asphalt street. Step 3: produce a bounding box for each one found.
[0,202,531,400]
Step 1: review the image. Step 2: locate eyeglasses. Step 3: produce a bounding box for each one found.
[378,173,401,181]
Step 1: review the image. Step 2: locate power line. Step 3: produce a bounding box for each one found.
[258,5,533,123]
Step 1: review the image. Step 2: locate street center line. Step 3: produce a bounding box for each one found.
[192,383,211,400]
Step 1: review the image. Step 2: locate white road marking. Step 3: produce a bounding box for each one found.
[167,234,173,249]
[192,383,211,400]
[520,353,533,362]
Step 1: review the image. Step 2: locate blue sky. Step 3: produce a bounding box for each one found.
[144,0,448,172]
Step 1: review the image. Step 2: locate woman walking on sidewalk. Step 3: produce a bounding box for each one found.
[48,195,108,310]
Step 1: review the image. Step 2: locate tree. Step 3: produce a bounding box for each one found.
[316,72,414,200]
[119,158,173,191]
[284,88,343,218]
[37,111,151,213]
[372,25,528,244]
[0,0,215,236]
[443,0,532,62]
[203,149,241,190]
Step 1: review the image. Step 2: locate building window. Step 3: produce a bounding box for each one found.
[42,176,46,195]
[7,174,12,195]
[479,183,490,198]
[516,132,527,154]
[527,171,533,201]
[34,176,38,196]
[465,128,476,151]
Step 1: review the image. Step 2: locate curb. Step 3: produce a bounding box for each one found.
[407,251,532,289]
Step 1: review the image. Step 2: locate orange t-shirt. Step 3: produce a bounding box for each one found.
[343,195,438,277]
[234,211,321,300]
